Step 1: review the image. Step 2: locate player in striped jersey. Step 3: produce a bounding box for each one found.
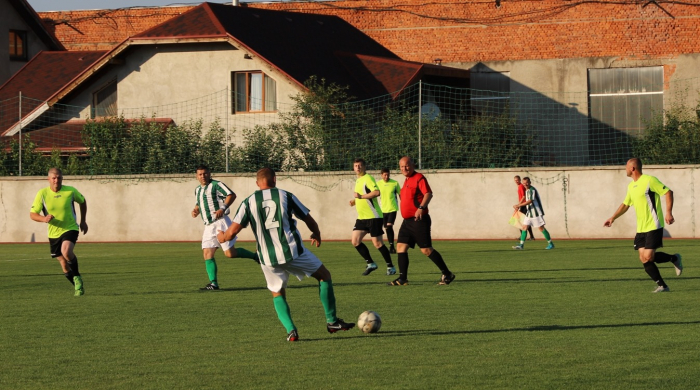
[217,168,355,341]
[192,165,258,290]
[512,177,554,250]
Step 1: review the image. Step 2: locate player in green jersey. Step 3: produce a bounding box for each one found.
[377,167,401,254]
[604,158,683,293]
[29,168,88,296]
[217,168,355,341]
[349,159,395,276]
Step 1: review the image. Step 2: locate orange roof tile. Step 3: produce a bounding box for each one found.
[38,6,195,51]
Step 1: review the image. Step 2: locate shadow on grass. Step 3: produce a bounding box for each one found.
[295,319,700,342]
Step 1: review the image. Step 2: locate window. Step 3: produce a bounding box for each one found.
[588,66,663,164]
[9,30,27,61]
[93,79,118,118]
[470,71,510,115]
[232,71,277,113]
[588,66,663,134]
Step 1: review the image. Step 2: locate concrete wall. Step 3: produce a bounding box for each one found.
[459,54,700,166]
[2,165,697,243]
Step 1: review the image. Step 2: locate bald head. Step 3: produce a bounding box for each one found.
[399,156,415,177]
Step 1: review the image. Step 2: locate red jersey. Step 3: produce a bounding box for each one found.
[517,184,526,202]
[400,171,432,219]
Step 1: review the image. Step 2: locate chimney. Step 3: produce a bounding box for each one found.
[233,0,240,6]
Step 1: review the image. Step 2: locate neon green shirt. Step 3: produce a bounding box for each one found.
[376,178,400,213]
[354,174,383,220]
[31,185,85,239]
[623,174,670,233]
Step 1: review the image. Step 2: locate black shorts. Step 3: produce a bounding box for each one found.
[49,230,79,258]
[397,214,432,249]
[382,211,397,227]
[519,206,527,214]
[353,218,384,237]
[634,228,664,250]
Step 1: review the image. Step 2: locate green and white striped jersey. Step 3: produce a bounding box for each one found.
[524,186,545,218]
[232,188,308,266]
[195,179,234,225]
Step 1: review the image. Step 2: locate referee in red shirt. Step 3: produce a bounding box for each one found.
[388,156,456,286]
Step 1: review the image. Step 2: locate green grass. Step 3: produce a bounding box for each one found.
[1,240,699,389]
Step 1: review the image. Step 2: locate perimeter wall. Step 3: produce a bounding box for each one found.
[1,165,698,244]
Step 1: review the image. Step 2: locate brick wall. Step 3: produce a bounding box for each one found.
[248,0,700,63]
[38,1,700,64]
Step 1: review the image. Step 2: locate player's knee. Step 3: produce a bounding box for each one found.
[420,247,433,256]
[223,249,236,258]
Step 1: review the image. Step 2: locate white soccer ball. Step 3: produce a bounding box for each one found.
[357,310,382,334]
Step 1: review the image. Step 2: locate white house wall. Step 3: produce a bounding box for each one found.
[59,42,303,138]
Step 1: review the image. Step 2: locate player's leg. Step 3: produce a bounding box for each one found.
[262,265,297,340]
[640,248,668,292]
[389,220,411,285]
[528,225,535,240]
[416,216,454,285]
[61,238,84,296]
[513,220,529,249]
[537,222,554,249]
[202,247,220,290]
[384,212,397,253]
[369,219,394,272]
[218,217,259,262]
[352,226,377,275]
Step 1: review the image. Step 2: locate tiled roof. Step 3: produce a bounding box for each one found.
[133,3,435,99]
[0,51,106,136]
[1,118,175,153]
[38,6,194,51]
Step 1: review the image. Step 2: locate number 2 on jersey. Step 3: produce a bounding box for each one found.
[263,200,280,229]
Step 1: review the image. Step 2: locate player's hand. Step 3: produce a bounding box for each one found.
[215,209,224,219]
[666,213,675,225]
[192,208,200,218]
[217,230,226,243]
[603,218,614,227]
[44,214,54,223]
[513,204,520,210]
[80,221,88,234]
[354,192,361,199]
[414,208,423,221]
[349,199,356,206]
[310,233,321,247]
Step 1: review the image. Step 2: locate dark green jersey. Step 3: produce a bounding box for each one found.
[195,179,233,225]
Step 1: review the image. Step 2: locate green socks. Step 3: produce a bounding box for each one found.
[542,229,551,242]
[519,230,528,245]
[319,280,338,324]
[273,295,296,332]
[205,258,218,286]
[235,247,258,262]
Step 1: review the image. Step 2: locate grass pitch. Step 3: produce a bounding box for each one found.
[1,239,699,389]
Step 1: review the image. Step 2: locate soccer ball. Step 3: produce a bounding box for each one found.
[357,310,382,333]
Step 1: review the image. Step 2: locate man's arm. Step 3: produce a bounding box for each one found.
[78,199,88,234]
[215,193,235,219]
[300,213,322,247]
[29,211,52,223]
[514,198,532,210]
[354,189,380,200]
[604,203,630,227]
[664,190,675,225]
[217,221,244,243]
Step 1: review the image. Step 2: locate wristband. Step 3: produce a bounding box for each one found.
[418,206,425,210]
[221,204,228,210]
